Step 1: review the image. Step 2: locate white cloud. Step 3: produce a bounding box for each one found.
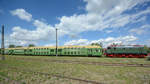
[131,16,147,23]
[8,18,69,46]
[55,0,150,35]
[129,24,150,35]
[91,36,137,47]
[130,28,145,35]
[44,43,55,47]
[9,0,150,46]
[12,21,54,41]
[9,8,69,46]
[64,39,89,46]
[5,36,37,47]
[146,39,150,47]
[105,30,113,33]
[64,35,138,47]
[9,20,57,46]
[10,8,32,22]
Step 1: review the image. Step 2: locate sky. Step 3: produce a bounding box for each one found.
[0,0,150,47]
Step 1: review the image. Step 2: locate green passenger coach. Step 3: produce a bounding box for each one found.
[4,45,103,57]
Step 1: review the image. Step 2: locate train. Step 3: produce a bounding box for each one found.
[1,45,103,57]
[0,45,149,58]
[105,45,148,58]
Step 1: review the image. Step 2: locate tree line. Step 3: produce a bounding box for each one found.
[8,44,35,48]
[8,43,103,48]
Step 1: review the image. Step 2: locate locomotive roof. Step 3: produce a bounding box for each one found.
[108,45,144,48]
[6,45,101,49]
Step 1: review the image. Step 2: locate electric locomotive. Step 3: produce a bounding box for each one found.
[105,45,147,58]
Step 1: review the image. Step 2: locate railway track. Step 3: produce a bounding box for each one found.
[1,57,150,84]
[0,65,104,84]
[0,74,22,84]
[13,57,150,68]
[43,59,150,67]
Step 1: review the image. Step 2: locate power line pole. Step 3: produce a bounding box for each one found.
[56,28,58,57]
[1,25,5,60]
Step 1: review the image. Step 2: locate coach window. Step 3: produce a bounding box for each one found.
[71,52,73,55]
[78,52,80,54]
[58,49,62,52]
[51,49,54,52]
[74,52,76,55]
[91,49,92,52]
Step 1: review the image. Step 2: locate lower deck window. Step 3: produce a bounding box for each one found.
[96,49,98,52]
[64,52,66,54]
[71,52,73,54]
[78,52,80,54]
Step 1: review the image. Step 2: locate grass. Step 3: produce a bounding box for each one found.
[6,55,150,64]
[0,55,150,84]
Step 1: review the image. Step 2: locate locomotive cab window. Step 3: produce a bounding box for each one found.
[108,47,111,49]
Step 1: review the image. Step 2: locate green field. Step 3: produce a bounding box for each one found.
[0,55,150,84]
